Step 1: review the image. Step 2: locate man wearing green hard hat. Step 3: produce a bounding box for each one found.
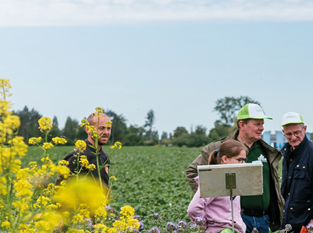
[280,112,313,233]
[186,103,283,233]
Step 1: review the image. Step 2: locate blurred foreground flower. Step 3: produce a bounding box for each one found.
[55,177,109,217]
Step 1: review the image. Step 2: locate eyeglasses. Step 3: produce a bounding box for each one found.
[284,129,303,138]
[235,157,248,163]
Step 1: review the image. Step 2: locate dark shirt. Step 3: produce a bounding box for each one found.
[241,141,270,211]
[281,136,313,232]
[56,139,110,186]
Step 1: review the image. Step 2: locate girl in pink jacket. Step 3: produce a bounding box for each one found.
[187,139,248,233]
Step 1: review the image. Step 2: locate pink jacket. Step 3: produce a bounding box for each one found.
[187,177,246,233]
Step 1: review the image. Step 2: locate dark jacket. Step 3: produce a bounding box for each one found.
[186,129,284,231]
[281,136,313,231]
[55,139,110,186]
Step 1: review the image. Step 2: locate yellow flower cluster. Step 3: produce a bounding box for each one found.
[75,140,87,152]
[94,107,103,116]
[110,141,122,149]
[52,137,67,145]
[1,80,136,233]
[80,119,90,127]
[38,117,53,132]
[28,136,42,145]
[112,206,139,232]
[42,142,54,150]
[79,155,89,167]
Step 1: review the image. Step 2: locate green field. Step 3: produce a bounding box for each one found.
[24,145,202,229]
[23,145,283,231]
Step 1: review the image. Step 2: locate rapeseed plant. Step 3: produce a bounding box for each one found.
[0,79,139,232]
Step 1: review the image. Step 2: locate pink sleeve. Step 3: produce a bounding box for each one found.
[187,187,213,221]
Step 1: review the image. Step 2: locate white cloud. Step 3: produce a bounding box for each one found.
[1,0,313,26]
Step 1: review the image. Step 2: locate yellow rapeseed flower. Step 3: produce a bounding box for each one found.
[58,160,69,166]
[54,178,108,217]
[120,205,135,217]
[80,119,89,127]
[1,221,10,228]
[52,137,67,145]
[94,206,107,219]
[109,176,117,181]
[107,228,118,233]
[14,179,33,197]
[75,140,87,152]
[79,155,89,167]
[94,223,108,233]
[110,141,122,149]
[38,117,52,132]
[12,136,28,156]
[86,164,96,171]
[28,136,42,145]
[4,114,21,130]
[94,107,103,116]
[42,142,54,150]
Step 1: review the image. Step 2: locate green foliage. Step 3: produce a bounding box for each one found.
[62,116,80,145]
[207,121,233,142]
[123,133,144,146]
[22,146,202,231]
[173,127,188,138]
[172,126,209,147]
[15,105,42,141]
[22,146,284,232]
[214,96,261,126]
[144,109,155,141]
[47,116,62,142]
[104,109,128,144]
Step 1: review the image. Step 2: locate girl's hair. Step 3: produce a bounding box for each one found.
[208,139,248,165]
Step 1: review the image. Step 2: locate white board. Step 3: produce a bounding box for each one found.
[197,163,263,198]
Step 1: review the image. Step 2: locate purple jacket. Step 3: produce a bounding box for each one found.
[187,177,246,233]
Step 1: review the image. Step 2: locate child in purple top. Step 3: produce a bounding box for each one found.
[187,139,248,233]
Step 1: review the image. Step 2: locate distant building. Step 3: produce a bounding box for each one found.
[262,131,312,148]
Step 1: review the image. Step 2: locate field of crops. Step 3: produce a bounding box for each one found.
[24,145,203,229]
[23,145,283,231]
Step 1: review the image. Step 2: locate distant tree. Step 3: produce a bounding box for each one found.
[47,116,62,142]
[16,106,42,142]
[144,109,155,141]
[76,117,88,140]
[124,124,145,146]
[161,132,168,140]
[62,117,79,145]
[103,109,127,144]
[207,121,236,143]
[127,124,145,136]
[214,96,261,126]
[194,125,207,136]
[173,127,188,138]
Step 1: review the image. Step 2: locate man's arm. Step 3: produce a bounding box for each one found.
[186,154,206,193]
[186,141,221,193]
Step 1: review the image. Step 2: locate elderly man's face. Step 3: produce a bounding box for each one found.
[240,119,264,142]
[283,124,306,149]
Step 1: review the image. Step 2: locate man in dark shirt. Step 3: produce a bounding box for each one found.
[56,113,111,187]
[281,112,313,233]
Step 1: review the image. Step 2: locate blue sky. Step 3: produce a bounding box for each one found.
[1,0,313,137]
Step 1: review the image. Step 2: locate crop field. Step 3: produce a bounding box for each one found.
[24,145,203,228]
[23,145,283,230]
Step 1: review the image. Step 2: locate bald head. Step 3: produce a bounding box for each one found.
[85,113,111,146]
[87,113,110,126]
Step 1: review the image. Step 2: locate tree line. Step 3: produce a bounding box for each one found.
[14,96,261,147]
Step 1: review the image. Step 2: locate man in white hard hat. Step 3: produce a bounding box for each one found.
[186,103,284,233]
[280,112,313,233]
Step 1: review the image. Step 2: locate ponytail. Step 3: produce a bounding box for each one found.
[208,149,219,165]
